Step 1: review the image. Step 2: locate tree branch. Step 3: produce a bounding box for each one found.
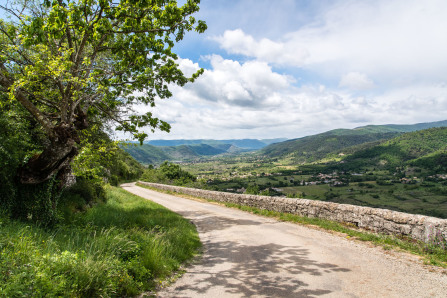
[0,62,55,135]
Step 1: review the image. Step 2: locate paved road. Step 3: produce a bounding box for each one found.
[122,183,447,297]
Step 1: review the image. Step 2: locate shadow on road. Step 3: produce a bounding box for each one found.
[180,210,264,233]
[171,211,351,297]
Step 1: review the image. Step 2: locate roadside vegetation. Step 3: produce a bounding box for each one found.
[141,161,200,186]
[0,109,201,296]
[0,186,201,297]
[0,77,200,297]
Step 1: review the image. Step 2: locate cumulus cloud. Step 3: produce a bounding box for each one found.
[177,58,201,77]
[213,29,309,66]
[184,55,291,107]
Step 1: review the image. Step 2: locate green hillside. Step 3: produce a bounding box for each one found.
[162,144,229,159]
[342,127,447,171]
[122,143,241,165]
[354,119,447,133]
[188,144,230,156]
[122,144,171,164]
[260,120,447,163]
[261,131,400,163]
[147,138,287,149]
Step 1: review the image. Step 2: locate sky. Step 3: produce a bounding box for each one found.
[139,0,447,140]
[4,1,447,141]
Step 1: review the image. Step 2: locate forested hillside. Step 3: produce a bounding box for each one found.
[261,131,400,162]
[126,121,447,166]
[340,127,447,171]
[260,120,447,163]
[146,138,287,149]
[123,143,243,164]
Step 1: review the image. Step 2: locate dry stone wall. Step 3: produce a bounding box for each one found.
[138,181,447,243]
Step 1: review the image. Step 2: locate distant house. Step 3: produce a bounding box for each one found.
[331,181,345,187]
[306,181,318,186]
[400,177,418,184]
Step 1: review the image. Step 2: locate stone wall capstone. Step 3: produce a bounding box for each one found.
[137,181,447,243]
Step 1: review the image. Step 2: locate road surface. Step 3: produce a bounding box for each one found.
[121,183,447,297]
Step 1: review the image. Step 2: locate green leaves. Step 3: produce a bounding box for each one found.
[141,161,196,185]
[1,0,206,143]
[116,111,171,144]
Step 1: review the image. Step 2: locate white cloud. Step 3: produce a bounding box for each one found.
[339,72,375,90]
[184,55,291,107]
[213,29,309,67]
[177,58,201,77]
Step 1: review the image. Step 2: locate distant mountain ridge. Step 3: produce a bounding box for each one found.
[351,119,447,133]
[123,142,259,165]
[260,120,447,163]
[146,138,287,150]
[123,120,447,165]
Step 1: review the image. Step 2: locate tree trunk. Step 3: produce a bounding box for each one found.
[17,123,80,187]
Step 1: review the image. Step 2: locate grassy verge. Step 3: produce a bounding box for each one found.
[136,183,447,268]
[0,186,201,297]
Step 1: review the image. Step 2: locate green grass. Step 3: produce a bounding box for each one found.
[0,186,201,297]
[136,183,447,268]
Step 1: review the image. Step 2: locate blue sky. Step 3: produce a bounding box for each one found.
[137,0,447,140]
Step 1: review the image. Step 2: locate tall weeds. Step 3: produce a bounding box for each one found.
[0,186,201,297]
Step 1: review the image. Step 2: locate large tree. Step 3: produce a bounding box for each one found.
[0,0,206,186]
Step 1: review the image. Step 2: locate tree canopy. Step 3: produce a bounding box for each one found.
[0,0,206,185]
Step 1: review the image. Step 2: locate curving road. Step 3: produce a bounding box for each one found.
[121,183,447,297]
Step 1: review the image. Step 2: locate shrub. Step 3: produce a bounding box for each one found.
[141,161,196,186]
[0,109,39,217]
[58,177,106,221]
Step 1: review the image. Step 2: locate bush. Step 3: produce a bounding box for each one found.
[11,177,62,226]
[0,109,38,217]
[141,161,196,186]
[245,184,260,195]
[58,177,106,220]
